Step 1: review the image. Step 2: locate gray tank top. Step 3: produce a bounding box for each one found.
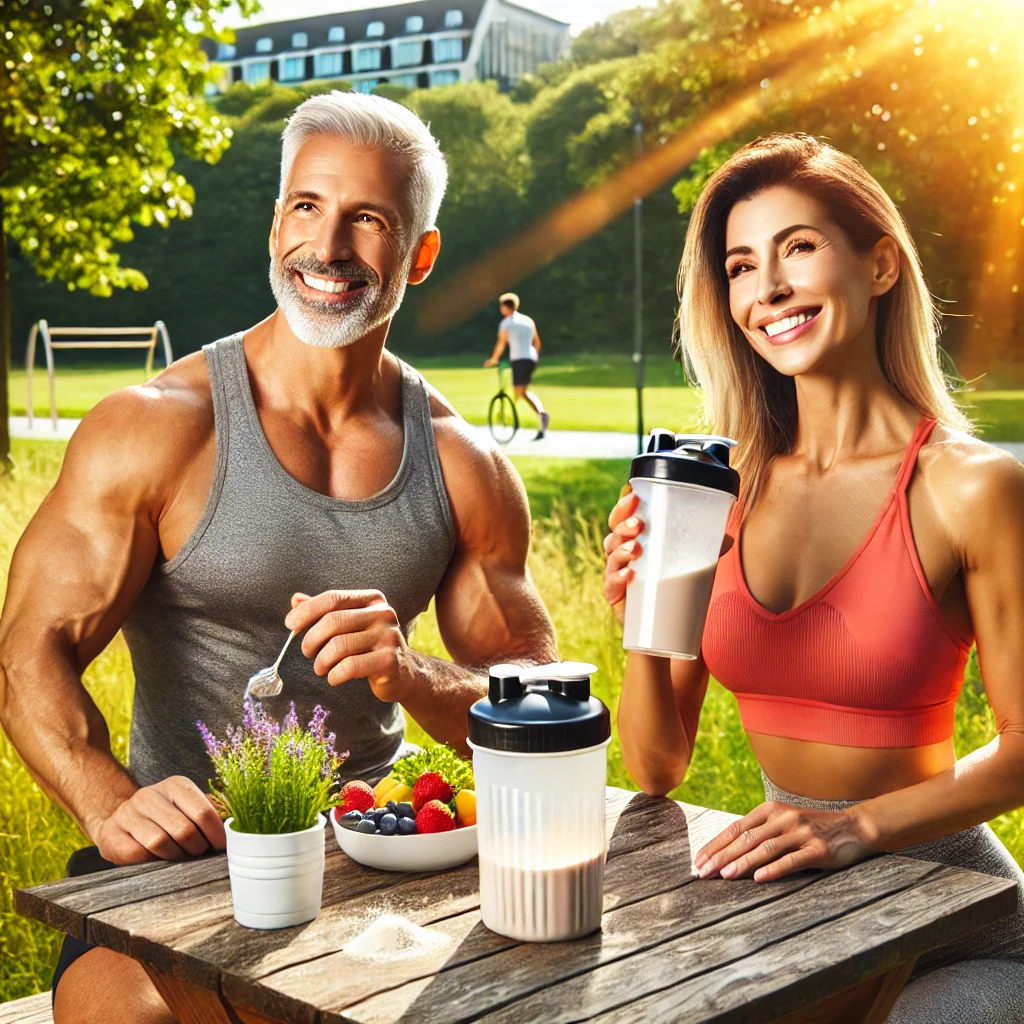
[121,334,455,789]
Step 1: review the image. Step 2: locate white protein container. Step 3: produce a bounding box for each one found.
[623,431,739,659]
[469,663,611,942]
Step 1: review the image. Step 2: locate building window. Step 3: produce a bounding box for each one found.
[314,51,343,77]
[353,46,382,71]
[390,73,418,88]
[434,37,463,62]
[327,26,346,42]
[254,36,273,53]
[444,10,463,28]
[243,60,271,84]
[280,56,305,81]
[366,20,385,38]
[430,69,459,86]
[291,32,308,49]
[394,40,423,67]
[405,15,424,33]
[354,79,377,94]
[216,42,236,60]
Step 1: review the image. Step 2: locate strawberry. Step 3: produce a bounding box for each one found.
[338,780,375,815]
[416,799,456,834]
[412,771,454,811]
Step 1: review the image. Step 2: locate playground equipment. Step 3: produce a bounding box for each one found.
[26,320,173,429]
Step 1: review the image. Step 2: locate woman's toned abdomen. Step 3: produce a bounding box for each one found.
[748,732,956,801]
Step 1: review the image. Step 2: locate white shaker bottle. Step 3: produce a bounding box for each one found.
[469,662,611,942]
[623,431,740,659]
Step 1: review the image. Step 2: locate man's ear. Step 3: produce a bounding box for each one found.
[870,235,900,297]
[408,229,442,286]
[269,200,282,258]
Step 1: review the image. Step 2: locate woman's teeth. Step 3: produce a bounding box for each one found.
[301,273,359,294]
[764,310,816,338]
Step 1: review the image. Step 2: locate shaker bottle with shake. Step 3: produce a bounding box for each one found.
[469,662,611,942]
[622,430,740,659]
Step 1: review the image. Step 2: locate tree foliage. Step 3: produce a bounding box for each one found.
[0,0,259,464]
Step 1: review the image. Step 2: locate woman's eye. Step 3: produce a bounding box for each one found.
[727,262,752,279]
[787,239,815,254]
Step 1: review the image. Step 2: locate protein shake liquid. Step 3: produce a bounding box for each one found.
[469,664,612,943]
[622,431,740,659]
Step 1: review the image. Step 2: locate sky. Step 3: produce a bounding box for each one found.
[215,0,648,36]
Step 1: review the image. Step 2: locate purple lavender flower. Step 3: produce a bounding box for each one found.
[283,702,299,732]
[308,705,329,742]
[196,720,222,760]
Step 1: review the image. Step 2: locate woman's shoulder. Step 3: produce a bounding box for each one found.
[919,422,1024,531]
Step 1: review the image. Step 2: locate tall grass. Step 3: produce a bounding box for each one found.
[1,444,1021,1002]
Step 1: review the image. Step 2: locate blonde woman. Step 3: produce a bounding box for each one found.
[604,134,1024,1020]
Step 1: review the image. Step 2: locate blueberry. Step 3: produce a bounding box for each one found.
[386,800,398,813]
[355,818,377,835]
[397,816,418,835]
[372,808,388,826]
[379,813,398,836]
[396,802,415,819]
[340,810,363,830]
[362,810,376,820]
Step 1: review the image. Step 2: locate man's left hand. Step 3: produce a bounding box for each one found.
[285,590,412,703]
[692,800,878,882]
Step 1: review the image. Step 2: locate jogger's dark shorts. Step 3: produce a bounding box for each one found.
[510,358,536,387]
[51,846,118,1006]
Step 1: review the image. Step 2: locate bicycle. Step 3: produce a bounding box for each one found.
[487,362,519,445]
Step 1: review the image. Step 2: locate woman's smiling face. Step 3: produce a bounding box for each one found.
[723,184,898,377]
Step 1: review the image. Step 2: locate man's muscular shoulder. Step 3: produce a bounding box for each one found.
[424,385,531,550]
[58,351,214,510]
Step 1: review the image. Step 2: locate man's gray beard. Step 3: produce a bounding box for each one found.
[268,256,409,349]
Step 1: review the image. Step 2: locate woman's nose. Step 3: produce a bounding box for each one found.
[757,264,792,306]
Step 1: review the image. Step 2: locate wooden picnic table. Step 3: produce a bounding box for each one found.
[15,787,1017,1024]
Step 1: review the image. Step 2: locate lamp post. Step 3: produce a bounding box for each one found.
[632,112,644,454]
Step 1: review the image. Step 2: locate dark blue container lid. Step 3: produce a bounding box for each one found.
[468,662,611,754]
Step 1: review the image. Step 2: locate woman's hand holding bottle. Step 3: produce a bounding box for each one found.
[603,485,645,621]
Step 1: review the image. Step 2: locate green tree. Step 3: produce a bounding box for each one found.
[0,0,258,467]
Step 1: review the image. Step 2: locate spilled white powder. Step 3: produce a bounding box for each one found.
[343,914,451,962]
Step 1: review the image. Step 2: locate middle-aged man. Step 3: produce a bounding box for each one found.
[0,92,557,1024]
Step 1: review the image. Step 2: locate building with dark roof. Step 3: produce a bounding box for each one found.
[203,0,570,94]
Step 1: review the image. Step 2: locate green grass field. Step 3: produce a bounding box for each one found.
[10,355,1024,437]
[1,438,1021,1003]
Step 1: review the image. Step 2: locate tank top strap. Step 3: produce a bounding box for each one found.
[894,415,937,493]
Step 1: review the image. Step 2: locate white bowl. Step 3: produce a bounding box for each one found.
[331,807,477,872]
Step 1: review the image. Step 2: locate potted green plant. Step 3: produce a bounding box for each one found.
[197,700,347,929]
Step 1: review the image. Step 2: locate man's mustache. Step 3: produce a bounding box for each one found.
[282,256,378,286]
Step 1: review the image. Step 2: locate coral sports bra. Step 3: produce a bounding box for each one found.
[701,417,973,749]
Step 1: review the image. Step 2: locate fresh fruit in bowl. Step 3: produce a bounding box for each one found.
[331,745,478,870]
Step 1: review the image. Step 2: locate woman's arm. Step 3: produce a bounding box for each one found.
[604,487,710,795]
[695,443,1024,882]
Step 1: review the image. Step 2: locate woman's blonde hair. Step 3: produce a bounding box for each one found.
[676,133,971,506]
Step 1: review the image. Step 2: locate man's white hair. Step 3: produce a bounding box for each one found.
[280,90,448,244]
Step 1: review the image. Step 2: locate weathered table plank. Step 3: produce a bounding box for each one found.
[584,867,1017,1024]
[0,992,53,1024]
[14,788,1018,1024]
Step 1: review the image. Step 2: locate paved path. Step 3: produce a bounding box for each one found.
[10,416,1024,463]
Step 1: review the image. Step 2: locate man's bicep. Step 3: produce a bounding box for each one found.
[3,416,162,664]
[433,435,556,666]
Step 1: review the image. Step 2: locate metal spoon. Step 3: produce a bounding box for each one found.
[245,630,297,701]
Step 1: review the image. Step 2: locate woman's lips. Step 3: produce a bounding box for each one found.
[762,309,821,346]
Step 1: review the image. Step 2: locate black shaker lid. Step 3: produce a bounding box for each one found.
[468,662,611,754]
[630,430,740,497]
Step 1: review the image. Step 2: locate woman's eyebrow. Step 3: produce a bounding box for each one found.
[724,223,819,260]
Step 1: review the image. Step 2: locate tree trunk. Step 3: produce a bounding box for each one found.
[0,192,11,471]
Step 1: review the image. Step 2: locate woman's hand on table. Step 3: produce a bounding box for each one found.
[286,590,412,703]
[603,486,644,622]
[693,800,880,882]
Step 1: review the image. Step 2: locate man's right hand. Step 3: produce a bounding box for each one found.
[93,776,226,864]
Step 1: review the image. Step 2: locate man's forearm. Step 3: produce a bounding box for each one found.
[0,649,137,842]
[398,652,488,756]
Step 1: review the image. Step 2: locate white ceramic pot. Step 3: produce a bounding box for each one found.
[224,814,325,929]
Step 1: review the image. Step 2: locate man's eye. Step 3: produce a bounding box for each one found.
[356,213,379,224]
[294,202,315,211]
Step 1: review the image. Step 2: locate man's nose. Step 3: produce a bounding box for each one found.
[313,215,356,266]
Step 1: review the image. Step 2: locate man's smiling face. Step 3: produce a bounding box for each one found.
[268,135,421,349]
